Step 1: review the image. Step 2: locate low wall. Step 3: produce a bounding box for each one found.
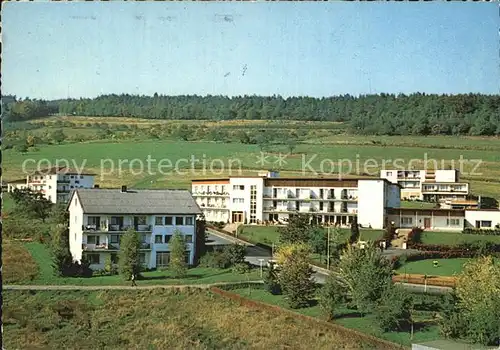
[210,287,406,350]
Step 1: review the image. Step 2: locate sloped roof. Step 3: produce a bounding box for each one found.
[70,189,202,215]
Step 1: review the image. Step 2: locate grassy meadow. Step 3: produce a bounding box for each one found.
[4,117,500,199]
[3,289,376,350]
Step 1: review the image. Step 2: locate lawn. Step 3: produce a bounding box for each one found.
[16,242,262,286]
[400,201,437,209]
[239,225,384,246]
[2,193,15,214]
[3,289,375,349]
[3,241,39,283]
[3,134,500,198]
[420,231,500,245]
[229,286,442,347]
[396,258,470,277]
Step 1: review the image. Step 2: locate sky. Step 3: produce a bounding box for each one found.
[2,2,499,100]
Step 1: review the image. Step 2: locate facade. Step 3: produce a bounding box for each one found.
[9,166,95,204]
[380,169,469,202]
[6,179,29,192]
[387,208,500,231]
[191,172,401,229]
[67,187,202,270]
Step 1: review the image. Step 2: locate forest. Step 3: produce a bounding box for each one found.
[3,93,500,136]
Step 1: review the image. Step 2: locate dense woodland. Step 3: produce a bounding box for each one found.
[3,93,500,136]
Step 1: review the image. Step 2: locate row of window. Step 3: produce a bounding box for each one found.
[86,252,146,265]
[400,217,461,226]
[156,251,190,268]
[232,198,244,204]
[155,234,193,244]
[155,216,194,226]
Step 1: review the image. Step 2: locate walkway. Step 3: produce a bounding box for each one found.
[3,280,264,291]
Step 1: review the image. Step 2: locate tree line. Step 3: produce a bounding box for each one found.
[3,93,500,136]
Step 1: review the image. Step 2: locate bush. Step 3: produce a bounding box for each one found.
[407,227,422,244]
[374,286,413,332]
[263,268,281,295]
[463,227,500,236]
[232,262,251,274]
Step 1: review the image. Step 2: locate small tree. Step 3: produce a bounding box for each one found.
[374,285,413,332]
[169,231,187,278]
[278,214,316,244]
[263,267,281,295]
[276,243,315,309]
[50,129,66,144]
[308,227,327,262]
[118,228,141,280]
[287,138,298,154]
[223,243,247,267]
[349,216,360,245]
[320,272,348,321]
[328,243,393,314]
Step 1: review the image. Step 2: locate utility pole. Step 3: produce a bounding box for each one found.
[327,226,331,270]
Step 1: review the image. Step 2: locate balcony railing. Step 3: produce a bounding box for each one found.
[82,243,120,251]
[192,191,229,196]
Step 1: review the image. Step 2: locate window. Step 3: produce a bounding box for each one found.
[110,253,119,264]
[156,252,170,268]
[48,195,51,201]
[232,198,244,204]
[155,216,164,225]
[175,216,184,226]
[387,171,392,176]
[87,235,100,244]
[75,199,78,206]
[135,216,147,225]
[185,252,190,264]
[80,175,84,179]
[185,216,194,225]
[140,234,148,243]
[75,180,80,184]
[155,235,163,244]
[233,185,244,190]
[401,217,413,225]
[139,253,146,265]
[49,185,52,189]
[185,235,193,243]
[86,253,100,265]
[110,235,120,244]
[165,216,173,225]
[164,235,172,243]
[447,219,460,226]
[481,221,492,228]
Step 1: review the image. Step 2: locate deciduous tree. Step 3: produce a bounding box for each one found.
[118,228,142,280]
[169,230,187,278]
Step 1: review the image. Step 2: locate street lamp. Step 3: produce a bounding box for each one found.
[258,258,264,278]
[327,226,331,270]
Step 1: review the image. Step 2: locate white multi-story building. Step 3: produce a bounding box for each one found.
[67,186,202,270]
[7,166,95,204]
[380,169,470,202]
[191,171,401,229]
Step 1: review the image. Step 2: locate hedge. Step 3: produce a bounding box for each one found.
[462,227,500,236]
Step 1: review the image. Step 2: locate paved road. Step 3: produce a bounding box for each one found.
[207,229,452,295]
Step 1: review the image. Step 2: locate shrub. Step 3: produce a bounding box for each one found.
[462,227,500,236]
[232,262,251,274]
[263,268,281,295]
[407,227,422,244]
[374,285,413,332]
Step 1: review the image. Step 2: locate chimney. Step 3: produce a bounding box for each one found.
[121,185,127,193]
[94,184,100,189]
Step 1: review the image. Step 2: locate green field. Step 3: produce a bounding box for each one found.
[396,258,469,276]
[3,289,375,349]
[420,231,500,245]
[9,242,261,286]
[239,225,384,246]
[230,286,442,347]
[4,122,500,199]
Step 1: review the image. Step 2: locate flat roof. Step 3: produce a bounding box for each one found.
[7,179,27,184]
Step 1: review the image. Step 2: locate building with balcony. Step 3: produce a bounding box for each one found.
[191,171,401,229]
[380,169,469,202]
[8,166,95,204]
[67,186,202,270]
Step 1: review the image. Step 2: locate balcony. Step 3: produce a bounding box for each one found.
[199,203,229,210]
[192,191,229,197]
[82,243,119,251]
[140,243,151,250]
[57,180,70,184]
